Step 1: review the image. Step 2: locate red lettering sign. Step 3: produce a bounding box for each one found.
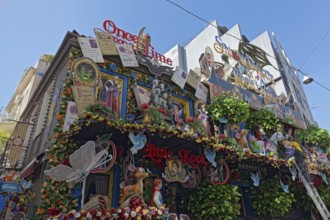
[102,19,172,66]
[143,143,207,168]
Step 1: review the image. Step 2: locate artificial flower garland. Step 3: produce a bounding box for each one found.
[47,206,169,220]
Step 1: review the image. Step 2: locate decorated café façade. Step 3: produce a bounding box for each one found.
[35,19,329,220]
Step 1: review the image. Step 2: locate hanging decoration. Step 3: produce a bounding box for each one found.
[129,131,147,155]
[180,165,201,188]
[162,158,189,183]
[204,148,217,167]
[90,134,117,173]
[44,141,112,185]
[203,160,230,185]
[250,171,261,187]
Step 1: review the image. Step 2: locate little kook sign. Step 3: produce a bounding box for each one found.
[143,143,207,168]
[102,20,172,66]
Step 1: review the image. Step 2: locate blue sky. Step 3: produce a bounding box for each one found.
[1,0,329,130]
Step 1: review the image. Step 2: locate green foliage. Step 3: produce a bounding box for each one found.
[149,106,164,125]
[85,103,116,117]
[0,128,10,154]
[291,185,315,211]
[189,119,206,136]
[181,181,241,220]
[283,117,297,127]
[318,182,330,207]
[291,182,330,212]
[246,108,279,137]
[207,92,250,124]
[250,176,296,216]
[297,124,330,152]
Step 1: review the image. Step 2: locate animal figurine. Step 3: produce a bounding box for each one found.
[129,132,147,155]
[268,131,285,156]
[119,167,149,207]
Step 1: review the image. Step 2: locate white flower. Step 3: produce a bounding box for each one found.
[96,211,102,216]
[131,211,137,217]
[86,212,92,218]
[158,210,163,215]
[117,209,122,213]
[74,212,81,218]
[124,213,129,218]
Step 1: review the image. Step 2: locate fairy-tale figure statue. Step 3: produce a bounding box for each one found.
[135,27,151,55]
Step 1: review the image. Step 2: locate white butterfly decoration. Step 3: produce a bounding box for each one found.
[44,141,112,184]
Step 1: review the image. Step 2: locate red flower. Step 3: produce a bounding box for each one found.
[187,117,196,123]
[157,107,167,114]
[89,210,96,216]
[48,207,60,216]
[219,134,228,139]
[60,159,70,166]
[141,103,150,110]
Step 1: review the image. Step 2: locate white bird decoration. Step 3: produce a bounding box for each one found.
[129,132,147,155]
[320,172,328,185]
[289,166,297,181]
[20,179,33,190]
[204,148,217,167]
[280,179,289,193]
[250,172,260,186]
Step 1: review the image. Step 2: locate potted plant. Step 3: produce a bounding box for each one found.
[207,92,250,124]
[246,108,279,137]
[140,103,152,124]
[140,103,165,125]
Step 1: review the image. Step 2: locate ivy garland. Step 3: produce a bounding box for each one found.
[180,180,241,220]
[250,176,296,217]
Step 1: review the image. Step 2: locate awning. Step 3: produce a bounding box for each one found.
[21,157,37,179]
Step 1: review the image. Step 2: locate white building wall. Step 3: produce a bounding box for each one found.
[184,20,221,73]
[164,45,187,71]
[271,33,314,124]
[250,31,287,96]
